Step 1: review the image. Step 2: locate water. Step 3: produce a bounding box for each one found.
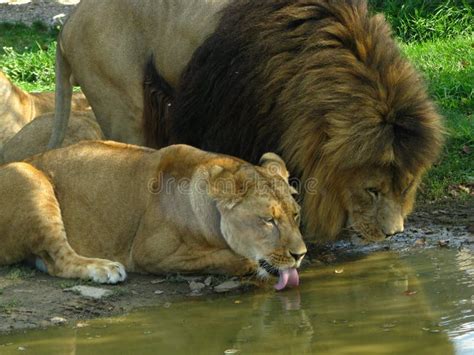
[0,249,472,354]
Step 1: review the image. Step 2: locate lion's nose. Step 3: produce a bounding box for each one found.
[290,252,306,262]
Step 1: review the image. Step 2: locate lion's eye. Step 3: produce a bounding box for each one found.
[366,188,380,199]
[261,217,275,226]
[402,181,414,196]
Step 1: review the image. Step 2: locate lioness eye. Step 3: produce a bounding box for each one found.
[366,188,380,199]
[261,217,275,226]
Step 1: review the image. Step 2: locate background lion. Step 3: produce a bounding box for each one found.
[0,142,306,288]
[0,111,103,164]
[0,70,89,149]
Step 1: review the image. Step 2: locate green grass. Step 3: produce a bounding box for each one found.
[0,9,472,201]
[5,265,36,280]
[0,23,57,91]
[0,299,21,313]
[369,0,473,42]
[402,36,474,199]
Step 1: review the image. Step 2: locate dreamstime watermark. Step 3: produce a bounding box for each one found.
[147,170,320,196]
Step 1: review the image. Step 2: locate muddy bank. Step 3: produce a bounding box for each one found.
[0,199,472,334]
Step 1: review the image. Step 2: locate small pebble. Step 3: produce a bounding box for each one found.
[50,316,67,325]
[204,276,213,286]
[189,281,206,292]
[151,279,166,284]
[414,238,426,247]
[214,280,241,293]
[438,240,450,248]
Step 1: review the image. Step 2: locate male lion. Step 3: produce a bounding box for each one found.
[163,0,444,241]
[0,70,89,149]
[0,142,306,289]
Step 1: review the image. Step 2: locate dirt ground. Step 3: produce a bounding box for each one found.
[0,198,472,334]
[0,0,79,26]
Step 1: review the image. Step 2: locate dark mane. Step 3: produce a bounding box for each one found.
[148,0,444,239]
[143,58,174,148]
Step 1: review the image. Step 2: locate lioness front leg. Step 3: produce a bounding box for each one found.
[0,163,126,284]
[133,240,256,275]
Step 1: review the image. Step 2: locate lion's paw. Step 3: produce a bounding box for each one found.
[86,260,127,284]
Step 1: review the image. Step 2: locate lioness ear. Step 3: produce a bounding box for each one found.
[259,152,290,181]
[208,165,243,210]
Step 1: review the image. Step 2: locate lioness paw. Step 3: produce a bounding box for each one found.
[86,260,127,284]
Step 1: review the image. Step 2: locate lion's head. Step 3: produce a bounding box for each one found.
[278,1,445,242]
[208,153,307,285]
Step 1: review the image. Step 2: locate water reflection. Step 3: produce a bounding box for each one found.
[1,250,472,354]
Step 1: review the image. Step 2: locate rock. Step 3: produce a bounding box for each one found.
[182,276,203,282]
[64,285,113,300]
[50,317,67,325]
[414,238,426,247]
[214,280,241,293]
[154,290,164,295]
[150,278,166,284]
[189,281,205,292]
[204,276,213,286]
[75,322,89,328]
[438,240,450,248]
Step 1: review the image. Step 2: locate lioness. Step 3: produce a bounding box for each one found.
[0,142,306,289]
[1,111,102,164]
[0,70,90,149]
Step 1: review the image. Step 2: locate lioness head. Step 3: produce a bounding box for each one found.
[209,153,307,279]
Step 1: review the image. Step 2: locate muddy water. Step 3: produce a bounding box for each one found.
[0,249,472,354]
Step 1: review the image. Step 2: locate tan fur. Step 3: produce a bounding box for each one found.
[0,71,90,149]
[48,0,229,147]
[1,111,103,164]
[0,142,305,283]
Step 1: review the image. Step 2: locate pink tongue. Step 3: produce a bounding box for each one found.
[274,268,299,291]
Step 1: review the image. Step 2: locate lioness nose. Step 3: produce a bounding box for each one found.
[290,252,306,262]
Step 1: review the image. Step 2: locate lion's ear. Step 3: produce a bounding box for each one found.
[208,165,243,210]
[259,152,290,181]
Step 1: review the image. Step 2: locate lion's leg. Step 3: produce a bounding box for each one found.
[0,163,126,284]
[131,226,256,275]
[159,249,257,276]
